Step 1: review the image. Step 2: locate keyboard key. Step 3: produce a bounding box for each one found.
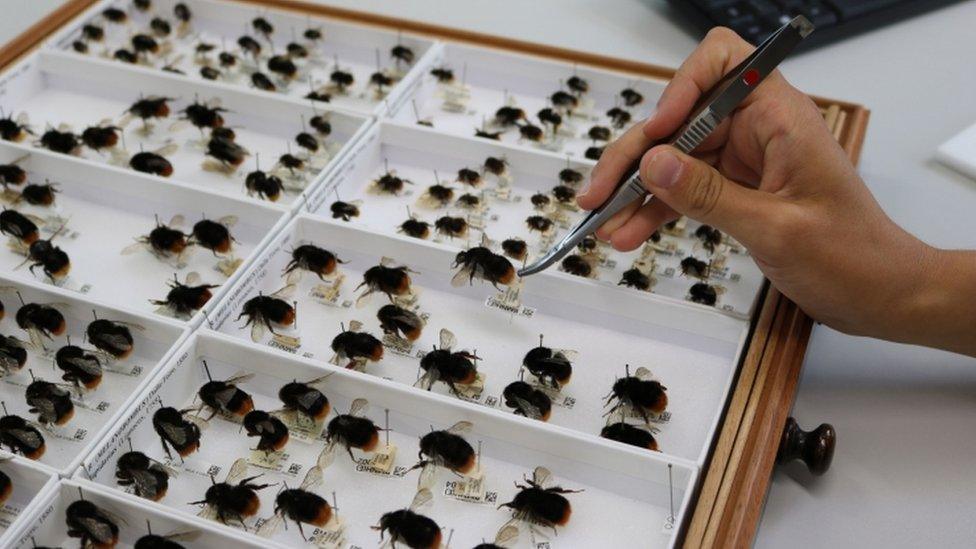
[823,0,901,20]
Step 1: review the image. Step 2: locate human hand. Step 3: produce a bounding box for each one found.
[576,27,957,349]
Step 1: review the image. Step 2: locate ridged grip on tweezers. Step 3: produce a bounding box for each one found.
[673,108,721,154]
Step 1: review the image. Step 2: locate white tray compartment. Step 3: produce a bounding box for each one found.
[0,144,287,326]
[305,121,764,317]
[51,0,437,116]
[391,42,667,159]
[81,332,696,549]
[0,275,187,476]
[208,214,746,464]
[0,455,59,546]
[8,478,264,548]
[0,49,371,208]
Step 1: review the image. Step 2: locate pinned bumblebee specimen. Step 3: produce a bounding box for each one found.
[501,238,528,262]
[330,199,361,222]
[0,157,28,186]
[606,106,632,129]
[355,259,416,306]
[600,421,658,451]
[152,403,205,460]
[192,458,273,529]
[25,372,75,426]
[80,121,121,154]
[399,208,431,240]
[483,156,509,181]
[526,215,554,234]
[16,298,66,348]
[244,157,285,202]
[474,525,520,549]
[0,404,45,459]
[498,466,582,537]
[370,165,412,196]
[619,268,653,291]
[0,111,31,142]
[256,466,333,540]
[559,166,584,186]
[196,361,255,420]
[409,420,476,489]
[237,284,297,342]
[123,95,174,132]
[620,87,644,107]
[680,256,711,279]
[38,126,81,155]
[135,522,201,549]
[377,304,424,341]
[560,254,592,278]
[55,336,103,390]
[522,335,575,390]
[17,182,59,207]
[0,459,9,506]
[277,374,332,427]
[318,397,380,465]
[604,365,668,423]
[694,224,723,254]
[420,180,454,209]
[284,244,344,282]
[20,221,71,283]
[416,328,481,397]
[0,335,28,376]
[116,448,175,501]
[191,215,237,256]
[123,215,191,262]
[689,281,719,306]
[86,312,140,360]
[452,235,516,289]
[66,496,123,549]
[330,321,383,370]
[243,409,289,454]
[502,379,552,421]
[150,272,219,320]
[176,100,228,136]
[129,143,178,177]
[373,488,441,549]
[434,215,467,239]
[0,209,40,245]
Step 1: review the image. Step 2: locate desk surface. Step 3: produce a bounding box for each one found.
[7,1,976,546]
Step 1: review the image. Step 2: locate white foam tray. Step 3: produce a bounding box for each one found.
[7,478,266,548]
[388,41,667,160]
[0,274,188,476]
[0,453,59,547]
[207,214,747,465]
[79,331,697,548]
[0,47,372,210]
[303,120,764,317]
[50,0,438,117]
[0,142,289,327]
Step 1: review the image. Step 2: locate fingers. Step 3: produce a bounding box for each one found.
[577,122,652,210]
[608,200,679,252]
[593,196,643,241]
[639,145,780,250]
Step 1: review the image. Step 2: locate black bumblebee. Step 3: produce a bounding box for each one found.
[373,489,441,549]
[483,156,507,177]
[285,244,343,280]
[552,185,576,204]
[530,193,551,210]
[606,106,632,129]
[600,422,658,451]
[78,124,119,152]
[252,16,274,37]
[174,2,191,22]
[268,55,298,80]
[0,162,27,185]
[206,136,248,168]
[191,216,236,255]
[197,363,254,419]
[474,128,502,140]
[588,125,611,142]
[424,184,454,207]
[65,499,121,549]
[456,167,481,187]
[416,329,479,396]
[18,183,58,207]
[329,70,354,92]
[219,51,238,68]
[244,169,284,202]
[456,193,480,209]
[550,90,578,111]
[238,285,296,342]
[255,466,331,540]
[559,167,584,185]
[560,254,591,277]
[694,224,723,254]
[619,268,652,291]
[276,152,305,174]
[135,527,197,549]
[180,102,226,131]
[81,23,105,41]
[238,35,262,58]
[370,71,394,90]
[502,380,552,421]
[493,106,525,127]
[620,87,644,106]
[331,325,383,368]
[123,215,189,260]
[127,96,172,127]
[306,90,332,102]
[39,128,80,154]
[192,458,272,527]
[0,411,45,459]
[243,410,289,453]
[17,301,66,343]
[519,124,544,142]
[26,231,71,282]
[330,200,360,221]
[377,304,423,341]
[324,398,380,461]
[116,49,137,63]
[310,115,332,136]
[680,256,710,279]
[0,336,28,376]
[434,215,467,239]
[604,365,668,422]
[577,236,597,254]
[0,113,30,142]
[116,450,172,501]
[286,42,309,58]
[537,107,562,131]
[410,420,476,477]
[522,335,574,389]
[430,67,454,83]
[152,405,203,459]
[130,151,174,177]
[501,238,527,262]
[0,466,9,506]
[102,6,127,22]
[150,273,218,319]
[278,375,331,422]
[567,75,589,95]
[356,263,414,304]
[499,466,581,534]
[526,215,553,233]
[295,131,319,153]
[373,171,410,195]
[399,217,430,239]
[55,341,103,390]
[150,17,171,37]
[0,209,39,244]
[391,44,415,64]
[585,146,605,160]
[131,33,159,55]
[25,378,74,426]
[689,282,718,306]
[251,72,276,92]
[452,240,516,288]
[474,526,520,549]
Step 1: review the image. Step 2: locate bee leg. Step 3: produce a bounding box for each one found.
[346,446,356,462]
[297,521,307,541]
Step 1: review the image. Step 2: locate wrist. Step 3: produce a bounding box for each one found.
[902,247,976,356]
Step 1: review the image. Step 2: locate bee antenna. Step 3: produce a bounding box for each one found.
[539,334,544,347]
[15,290,24,306]
[66,334,71,346]
[28,368,34,382]
[146,519,152,535]
[432,169,439,184]
[625,364,631,377]
[201,359,212,381]
[340,322,345,333]
[77,486,84,500]
[91,308,98,320]
[209,474,216,485]
[0,402,7,415]
[128,436,133,452]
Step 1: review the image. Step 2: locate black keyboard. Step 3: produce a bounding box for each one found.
[667,0,966,50]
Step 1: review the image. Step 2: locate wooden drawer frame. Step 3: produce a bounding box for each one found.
[0,2,868,547]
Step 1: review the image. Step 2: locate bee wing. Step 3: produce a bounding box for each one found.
[480,231,491,248]
[184,271,202,286]
[56,122,73,133]
[75,516,120,543]
[379,256,398,268]
[438,328,456,351]
[317,440,337,470]
[7,426,43,450]
[168,120,191,132]
[169,214,185,228]
[301,465,323,490]
[159,422,190,446]
[27,328,45,350]
[271,284,296,300]
[555,349,578,362]
[224,457,251,484]
[154,143,179,157]
[120,241,149,255]
[348,397,368,417]
[197,503,219,521]
[450,265,475,288]
[532,466,552,488]
[414,369,438,390]
[131,468,165,499]
[250,321,265,342]
[408,488,433,511]
[511,396,542,420]
[217,215,238,228]
[255,512,283,538]
[284,269,302,285]
[185,413,209,430]
[62,355,102,376]
[15,112,29,126]
[225,372,254,386]
[296,390,323,411]
[494,523,520,546]
[634,367,653,380]
[445,420,473,436]
[354,289,373,309]
[417,462,436,490]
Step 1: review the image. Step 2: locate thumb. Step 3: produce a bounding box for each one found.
[640,145,777,248]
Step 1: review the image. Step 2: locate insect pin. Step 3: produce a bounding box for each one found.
[192,458,273,529]
[255,466,332,540]
[150,272,218,320]
[415,328,480,397]
[237,284,296,342]
[498,466,582,537]
[372,488,441,549]
[604,365,668,423]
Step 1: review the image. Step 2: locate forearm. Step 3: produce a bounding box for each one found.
[903,248,976,356]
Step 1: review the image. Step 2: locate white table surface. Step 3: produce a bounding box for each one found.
[6,1,976,547]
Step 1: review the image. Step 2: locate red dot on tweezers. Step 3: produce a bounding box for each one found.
[743,69,760,86]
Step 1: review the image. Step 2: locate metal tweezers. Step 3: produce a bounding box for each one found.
[518,15,814,277]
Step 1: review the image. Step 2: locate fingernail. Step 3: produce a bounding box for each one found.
[642,108,659,131]
[578,174,592,197]
[647,150,682,189]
